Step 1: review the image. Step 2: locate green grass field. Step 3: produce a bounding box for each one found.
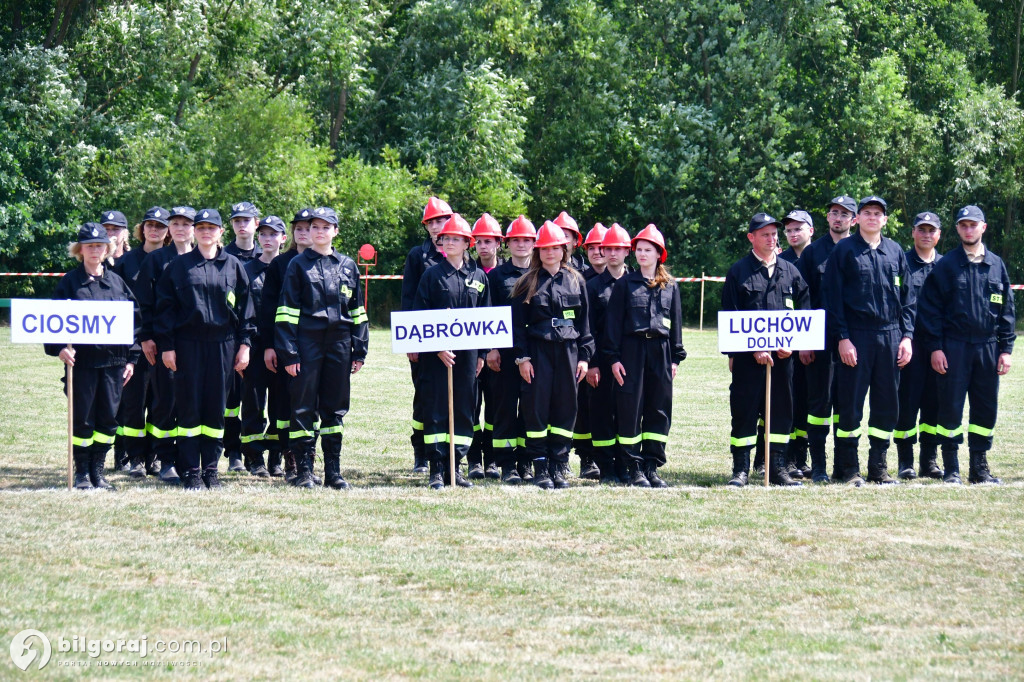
[2,327,1023,680]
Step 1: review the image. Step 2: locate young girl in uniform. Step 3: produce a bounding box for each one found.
[510,221,594,489]
[276,207,368,490]
[154,209,254,490]
[46,223,139,490]
[604,225,685,488]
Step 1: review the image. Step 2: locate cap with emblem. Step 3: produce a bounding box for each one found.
[913,212,941,229]
[100,210,128,228]
[169,206,197,222]
[229,201,259,220]
[783,210,813,229]
[291,208,315,224]
[258,215,287,233]
[955,205,985,223]
[143,206,170,226]
[749,212,782,233]
[194,209,222,227]
[311,207,339,225]
[857,195,888,214]
[77,222,111,244]
[827,195,858,214]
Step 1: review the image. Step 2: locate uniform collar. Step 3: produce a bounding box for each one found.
[440,257,472,277]
[74,264,111,287]
[301,248,341,263]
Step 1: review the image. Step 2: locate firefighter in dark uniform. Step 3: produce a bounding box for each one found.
[222,202,260,471]
[402,196,452,473]
[137,205,196,484]
[893,212,944,479]
[918,205,1016,485]
[413,214,490,489]
[486,216,537,484]
[154,209,254,490]
[553,211,590,276]
[779,210,814,479]
[796,195,857,483]
[101,210,131,268]
[586,223,631,484]
[722,214,808,486]
[466,213,504,480]
[46,223,139,490]
[574,223,608,480]
[262,208,315,481]
[511,221,594,489]
[240,216,288,478]
[114,206,170,478]
[276,207,368,490]
[822,196,914,486]
[605,224,686,488]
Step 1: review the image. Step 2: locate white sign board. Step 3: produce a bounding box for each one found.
[391,306,513,354]
[717,309,825,353]
[10,299,135,345]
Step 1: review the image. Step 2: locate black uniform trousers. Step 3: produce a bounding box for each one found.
[270,360,293,453]
[148,347,178,470]
[68,365,123,460]
[409,359,425,456]
[834,328,901,474]
[223,371,242,457]
[574,381,594,462]
[589,359,618,471]
[289,328,351,458]
[521,339,578,464]
[419,350,477,464]
[174,338,235,471]
[241,342,281,463]
[804,349,838,468]
[614,335,673,467]
[467,367,496,467]
[117,360,151,463]
[729,353,793,458]
[893,339,939,447]
[787,359,809,458]
[488,348,526,468]
[935,339,1000,451]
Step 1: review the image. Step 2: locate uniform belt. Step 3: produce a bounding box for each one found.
[551,318,574,327]
[635,330,662,339]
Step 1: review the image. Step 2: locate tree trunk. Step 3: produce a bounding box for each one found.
[329,86,348,153]
[44,0,80,49]
[174,53,203,126]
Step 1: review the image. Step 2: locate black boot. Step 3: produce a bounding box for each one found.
[227,450,245,472]
[941,444,962,485]
[293,453,315,488]
[769,452,802,486]
[532,458,554,489]
[268,450,284,477]
[866,443,897,485]
[284,450,297,482]
[128,456,146,478]
[182,467,205,490]
[324,453,350,490]
[446,460,473,488]
[625,459,651,488]
[518,459,534,483]
[202,466,222,490]
[808,440,830,483]
[752,448,765,478]
[74,453,93,490]
[968,450,1002,485]
[412,452,428,474]
[467,461,485,480]
[500,464,522,485]
[644,462,668,488]
[596,456,617,485]
[919,442,943,479]
[832,444,863,486]
[790,436,811,478]
[579,454,601,480]
[89,452,115,490]
[728,451,750,487]
[428,459,444,490]
[114,440,130,472]
[896,442,917,480]
[550,460,569,489]
[485,461,501,479]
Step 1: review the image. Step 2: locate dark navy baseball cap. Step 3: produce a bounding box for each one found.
[143,206,170,226]
[229,201,259,220]
[194,208,222,227]
[955,205,985,223]
[858,195,888,214]
[291,208,315,224]
[784,210,813,228]
[169,206,196,222]
[100,210,128,228]
[827,195,857,214]
[913,212,941,229]
[311,207,339,225]
[258,215,287,233]
[78,222,111,244]
[749,212,782,233]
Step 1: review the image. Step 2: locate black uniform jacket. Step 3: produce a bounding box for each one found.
[822,231,914,342]
[603,272,685,366]
[904,248,941,312]
[260,250,299,349]
[796,234,840,310]
[586,269,621,360]
[401,238,444,311]
[275,249,369,366]
[243,258,271,348]
[153,247,255,351]
[45,265,141,367]
[917,245,1016,356]
[721,252,810,356]
[136,245,184,343]
[113,247,151,297]
[414,258,492,363]
[512,267,595,363]
[225,242,258,263]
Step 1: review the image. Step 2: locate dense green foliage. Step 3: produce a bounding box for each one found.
[3,1,1024,307]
